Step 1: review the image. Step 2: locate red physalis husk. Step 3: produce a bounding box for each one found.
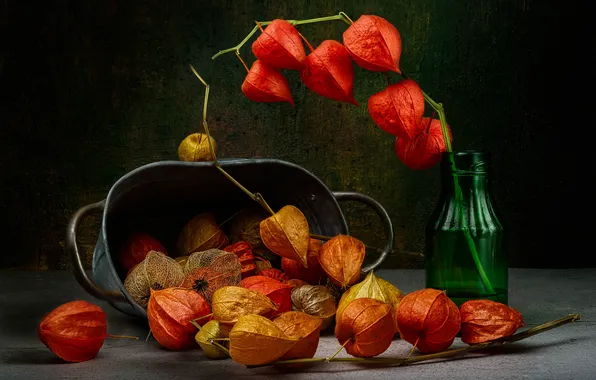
[147,287,212,350]
[396,288,461,353]
[300,39,358,105]
[242,60,294,105]
[282,238,326,285]
[38,300,107,363]
[120,232,167,270]
[258,268,290,282]
[335,298,394,358]
[252,19,306,70]
[241,275,294,317]
[368,79,425,139]
[460,300,525,344]
[395,118,452,170]
[343,15,402,73]
[223,241,256,279]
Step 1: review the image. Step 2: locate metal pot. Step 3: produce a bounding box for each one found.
[67,159,394,318]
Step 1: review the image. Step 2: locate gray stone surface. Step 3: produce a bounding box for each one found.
[1,269,594,380]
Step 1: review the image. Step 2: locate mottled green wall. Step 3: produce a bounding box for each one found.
[1,0,592,269]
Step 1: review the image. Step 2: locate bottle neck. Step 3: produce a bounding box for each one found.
[439,151,491,200]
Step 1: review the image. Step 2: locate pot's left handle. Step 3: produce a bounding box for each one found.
[332,191,394,273]
[66,200,127,302]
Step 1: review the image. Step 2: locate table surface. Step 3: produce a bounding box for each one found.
[1,268,594,380]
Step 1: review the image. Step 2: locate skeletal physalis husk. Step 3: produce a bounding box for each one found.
[211,286,277,326]
[177,133,216,162]
[123,251,184,308]
[195,320,229,359]
[337,271,403,333]
[181,251,242,304]
[291,284,337,330]
[229,314,300,365]
[177,213,229,256]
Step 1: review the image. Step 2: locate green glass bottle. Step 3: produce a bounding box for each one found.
[425,151,507,306]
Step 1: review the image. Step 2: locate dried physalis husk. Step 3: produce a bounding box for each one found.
[335,297,394,358]
[177,213,229,256]
[273,311,322,360]
[254,258,272,273]
[211,286,277,326]
[286,279,309,289]
[229,206,276,259]
[195,320,229,359]
[183,248,229,274]
[181,252,242,304]
[177,133,216,162]
[291,284,337,330]
[318,235,365,288]
[337,271,403,333]
[229,314,300,365]
[124,251,185,308]
[460,300,524,344]
[260,205,310,267]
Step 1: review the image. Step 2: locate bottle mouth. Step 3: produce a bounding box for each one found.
[442,150,489,175]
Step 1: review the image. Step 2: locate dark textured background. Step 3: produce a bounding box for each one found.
[0,0,593,270]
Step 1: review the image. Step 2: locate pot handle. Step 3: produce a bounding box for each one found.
[332,191,394,273]
[66,200,127,303]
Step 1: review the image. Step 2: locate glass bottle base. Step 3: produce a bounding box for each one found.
[441,287,508,308]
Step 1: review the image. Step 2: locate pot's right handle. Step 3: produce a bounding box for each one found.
[66,200,127,303]
[332,191,394,273]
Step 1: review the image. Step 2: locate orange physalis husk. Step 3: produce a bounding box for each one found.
[460,299,525,344]
[211,286,277,326]
[318,234,365,288]
[337,271,403,333]
[251,19,306,70]
[342,15,402,73]
[38,300,107,363]
[334,297,394,358]
[300,39,358,105]
[242,60,294,105]
[229,314,300,365]
[396,288,461,353]
[259,205,310,267]
[147,287,212,350]
[223,241,257,278]
[368,79,425,139]
[258,267,290,282]
[119,232,168,270]
[395,118,453,170]
[282,238,326,285]
[177,213,229,256]
[273,311,322,360]
[241,276,294,317]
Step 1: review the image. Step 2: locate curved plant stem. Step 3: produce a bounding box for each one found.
[208,339,231,356]
[107,334,140,340]
[248,314,581,369]
[211,12,353,60]
[399,70,494,294]
[422,89,494,294]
